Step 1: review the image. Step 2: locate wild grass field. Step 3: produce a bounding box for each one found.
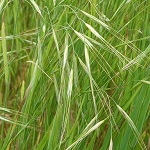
[0,0,150,149]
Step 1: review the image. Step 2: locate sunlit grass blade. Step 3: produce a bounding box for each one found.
[29,0,42,17]
[109,138,113,150]
[117,105,147,149]
[66,118,106,150]
[0,0,5,14]
[67,69,73,99]
[84,45,97,116]
[63,33,68,70]
[52,27,61,64]
[1,20,9,87]
[81,10,110,30]
[84,22,128,62]
[122,45,150,71]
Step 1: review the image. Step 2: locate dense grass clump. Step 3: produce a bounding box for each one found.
[0,0,150,149]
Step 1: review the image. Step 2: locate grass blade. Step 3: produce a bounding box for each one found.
[117,105,147,150]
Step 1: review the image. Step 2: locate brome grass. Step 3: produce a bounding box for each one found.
[0,0,149,150]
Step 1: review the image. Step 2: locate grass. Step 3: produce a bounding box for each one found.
[0,0,150,149]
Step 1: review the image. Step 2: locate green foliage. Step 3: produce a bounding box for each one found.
[0,0,149,149]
